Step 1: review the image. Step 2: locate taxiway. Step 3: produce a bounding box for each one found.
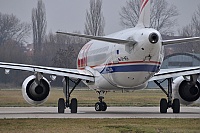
[0,107,199,119]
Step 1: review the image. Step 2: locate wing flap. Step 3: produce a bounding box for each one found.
[0,62,94,81]
[150,66,200,81]
[56,31,137,45]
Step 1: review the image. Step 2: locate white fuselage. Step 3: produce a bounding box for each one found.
[77,27,164,91]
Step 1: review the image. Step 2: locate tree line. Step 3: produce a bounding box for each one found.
[0,0,104,87]
[0,0,200,87]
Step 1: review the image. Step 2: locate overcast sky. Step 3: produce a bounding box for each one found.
[0,0,200,43]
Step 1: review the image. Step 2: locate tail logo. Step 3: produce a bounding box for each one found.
[140,0,149,13]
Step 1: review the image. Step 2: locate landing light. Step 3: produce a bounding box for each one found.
[5,69,10,75]
[50,75,57,81]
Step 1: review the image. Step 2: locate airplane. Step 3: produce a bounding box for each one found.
[0,0,200,114]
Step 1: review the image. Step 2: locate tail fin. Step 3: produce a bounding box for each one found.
[137,0,150,28]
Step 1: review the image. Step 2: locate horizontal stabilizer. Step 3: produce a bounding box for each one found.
[56,31,137,45]
[162,37,200,45]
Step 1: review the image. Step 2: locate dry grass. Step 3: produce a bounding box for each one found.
[0,118,199,133]
[72,89,166,107]
[0,89,166,107]
[0,88,199,107]
[0,89,199,133]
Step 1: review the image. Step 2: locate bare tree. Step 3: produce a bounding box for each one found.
[0,13,31,45]
[120,0,179,35]
[32,0,47,58]
[179,5,200,37]
[0,12,31,86]
[0,40,31,87]
[84,0,105,36]
[178,25,193,37]
[178,5,200,53]
[52,46,76,68]
[0,40,28,63]
[45,31,85,67]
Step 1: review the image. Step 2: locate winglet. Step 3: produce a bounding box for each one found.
[137,0,150,28]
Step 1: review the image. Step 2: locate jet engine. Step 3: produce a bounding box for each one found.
[172,76,200,105]
[22,75,51,105]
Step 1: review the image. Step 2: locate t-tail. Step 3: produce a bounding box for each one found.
[136,0,150,28]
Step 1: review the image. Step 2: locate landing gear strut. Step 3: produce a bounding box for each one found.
[95,91,107,111]
[58,77,81,113]
[154,78,180,113]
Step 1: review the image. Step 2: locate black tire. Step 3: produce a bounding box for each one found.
[101,102,107,111]
[58,98,65,113]
[70,98,78,113]
[172,99,180,113]
[160,98,168,113]
[95,102,102,111]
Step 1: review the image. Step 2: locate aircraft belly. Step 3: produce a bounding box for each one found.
[83,74,122,91]
[108,72,154,88]
[84,72,150,91]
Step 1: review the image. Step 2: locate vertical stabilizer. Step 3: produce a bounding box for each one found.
[137,0,150,28]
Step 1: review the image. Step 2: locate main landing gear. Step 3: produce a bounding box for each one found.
[58,77,81,113]
[95,91,107,111]
[154,78,180,113]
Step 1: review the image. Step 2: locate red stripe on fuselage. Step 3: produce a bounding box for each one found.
[78,60,161,70]
[78,43,92,68]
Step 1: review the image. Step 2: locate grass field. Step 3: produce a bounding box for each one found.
[0,88,167,107]
[0,89,200,133]
[0,88,199,107]
[0,118,199,133]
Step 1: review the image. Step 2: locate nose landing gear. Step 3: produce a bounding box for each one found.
[95,91,107,111]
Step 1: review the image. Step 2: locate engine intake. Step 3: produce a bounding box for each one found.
[173,76,200,105]
[22,75,51,105]
[179,80,200,102]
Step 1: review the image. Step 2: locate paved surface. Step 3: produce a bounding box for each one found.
[0,107,199,119]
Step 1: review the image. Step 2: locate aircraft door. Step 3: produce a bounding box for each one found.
[112,44,119,64]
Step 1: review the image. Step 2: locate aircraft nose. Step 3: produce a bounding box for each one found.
[149,33,159,44]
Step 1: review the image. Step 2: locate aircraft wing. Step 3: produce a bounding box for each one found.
[162,37,200,45]
[150,66,200,81]
[56,31,137,45]
[0,62,94,82]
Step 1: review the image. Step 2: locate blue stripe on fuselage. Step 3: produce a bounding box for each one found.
[97,64,160,74]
